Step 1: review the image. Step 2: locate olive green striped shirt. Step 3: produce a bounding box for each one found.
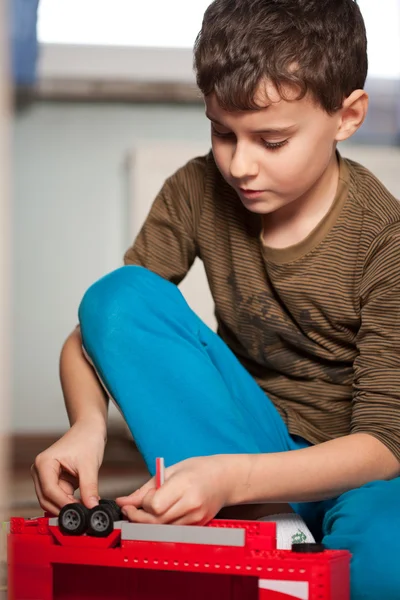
[124,151,400,461]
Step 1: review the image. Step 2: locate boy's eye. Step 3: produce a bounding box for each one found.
[211,124,289,151]
[262,139,288,151]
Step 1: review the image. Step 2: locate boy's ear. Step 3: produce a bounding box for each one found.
[335,90,369,142]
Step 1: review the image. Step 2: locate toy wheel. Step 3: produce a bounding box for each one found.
[87,504,115,537]
[292,542,325,553]
[99,498,123,520]
[59,503,89,536]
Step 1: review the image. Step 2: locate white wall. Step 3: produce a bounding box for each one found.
[12,102,210,432]
[12,101,400,432]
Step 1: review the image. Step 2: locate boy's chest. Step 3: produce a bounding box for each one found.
[202,233,361,369]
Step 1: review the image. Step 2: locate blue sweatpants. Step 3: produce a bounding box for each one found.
[79,265,400,600]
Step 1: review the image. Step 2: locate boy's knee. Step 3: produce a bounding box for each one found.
[322,479,400,600]
[78,265,188,346]
[79,266,140,321]
[78,265,166,334]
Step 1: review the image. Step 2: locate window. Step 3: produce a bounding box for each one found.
[37,0,400,79]
[38,0,211,49]
[360,0,400,79]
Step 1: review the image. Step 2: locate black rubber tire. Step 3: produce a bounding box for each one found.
[59,503,89,536]
[99,498,123,521]
[87,504,115,537]
[292,542,326,553]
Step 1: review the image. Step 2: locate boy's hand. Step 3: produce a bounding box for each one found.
[116,455,238,526]
[31,421,106,515]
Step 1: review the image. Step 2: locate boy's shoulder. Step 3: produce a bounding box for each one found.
[169,150,229,191]
[343,154,400,229]
[168,151,214,185]
[166,151,232,217]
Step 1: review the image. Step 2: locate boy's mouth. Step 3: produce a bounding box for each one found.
[239,187,265,199]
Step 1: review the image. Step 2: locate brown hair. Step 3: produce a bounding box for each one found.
[193,0,368,114]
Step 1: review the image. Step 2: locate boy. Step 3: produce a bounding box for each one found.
[32,1,400,598]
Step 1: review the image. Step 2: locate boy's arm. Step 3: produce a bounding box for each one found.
[231,224,400,505]
[31,327,109,512]
[124,157,205,283]
[350,226,400,465]
[60,327,108,433]
[230,432,400,505]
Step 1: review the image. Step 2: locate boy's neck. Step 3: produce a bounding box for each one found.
[261,153,340,250]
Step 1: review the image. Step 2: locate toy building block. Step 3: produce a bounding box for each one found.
[7,512,350,599]
[120,521,246,546]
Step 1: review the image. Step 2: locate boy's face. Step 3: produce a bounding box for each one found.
[205,82,342,216]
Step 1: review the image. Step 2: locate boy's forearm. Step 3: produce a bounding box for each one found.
[60,327,108,435]
[231,433,400,505]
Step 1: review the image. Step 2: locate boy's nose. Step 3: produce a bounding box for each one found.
[229,146,259,181]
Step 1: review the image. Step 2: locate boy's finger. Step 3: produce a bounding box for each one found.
[78,465,100,508]
[140,489,159,515]
[141,479,183,517]
[121,505,160,524]
[116,493,141,507]
[116,477,156,507]
[33,480,75,516]
[124,497,199,526]
[59,477,76,497]
[31,469,59,515]
[167,505,211,526]
[37,461,78,510]
[149,497,201,525]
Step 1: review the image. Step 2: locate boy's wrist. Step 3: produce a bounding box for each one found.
[71,415,108,441]
[224,453,264,506]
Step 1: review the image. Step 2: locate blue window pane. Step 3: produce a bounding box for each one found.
[10,0,40,86]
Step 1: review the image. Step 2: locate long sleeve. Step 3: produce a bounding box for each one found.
[124,157,206,285]
[351,223,400,461]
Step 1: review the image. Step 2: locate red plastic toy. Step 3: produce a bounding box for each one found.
[7,512,350,599]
